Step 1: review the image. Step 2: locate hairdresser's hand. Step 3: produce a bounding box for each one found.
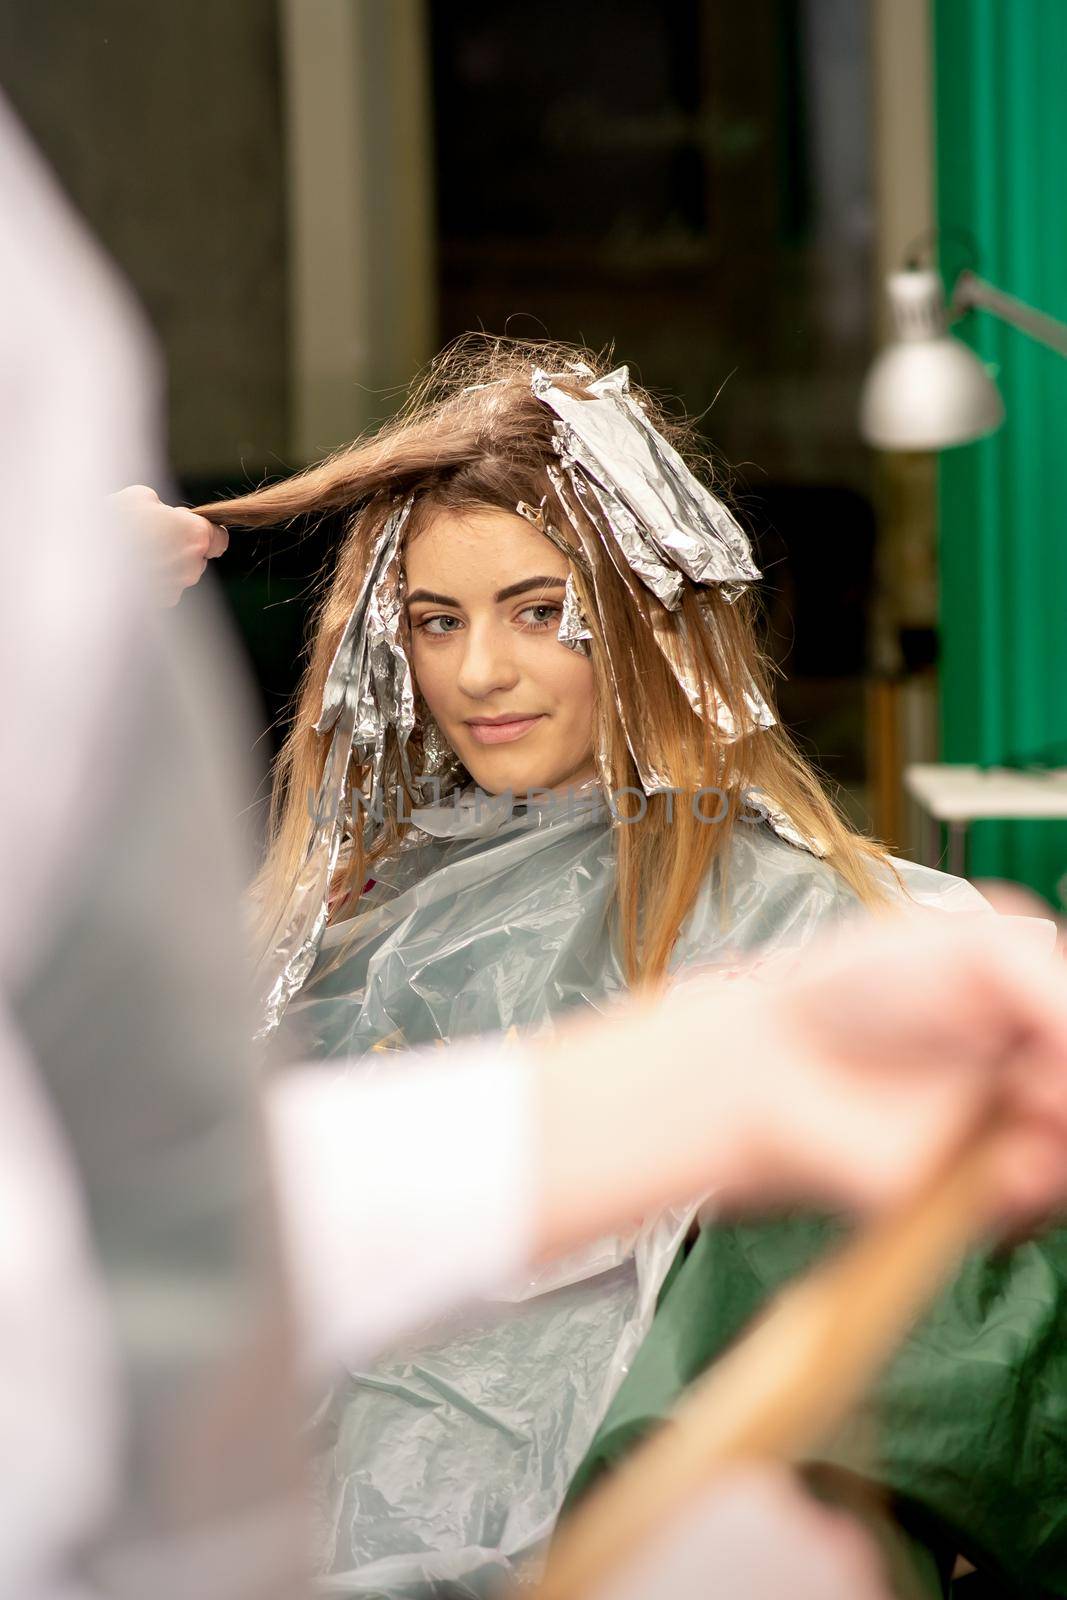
[536,907,1067,1257]
[702,909,1067,1225]
[110,484,228,606]
[590,1468,891,1600]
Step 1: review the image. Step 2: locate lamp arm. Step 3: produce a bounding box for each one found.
[952,270,1067,360]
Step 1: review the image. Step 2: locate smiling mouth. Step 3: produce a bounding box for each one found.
[465,714,546,745]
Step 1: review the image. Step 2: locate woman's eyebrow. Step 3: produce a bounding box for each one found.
[406,587,459,607]
[406,575,566,609]
[493,575,567,602]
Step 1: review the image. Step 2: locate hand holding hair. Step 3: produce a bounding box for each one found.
[110,484,228,606]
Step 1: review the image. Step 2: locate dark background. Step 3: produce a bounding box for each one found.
[1,0,878,816]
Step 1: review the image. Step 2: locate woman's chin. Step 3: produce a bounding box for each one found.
[466,759,594,800]
[468,768,548,798]
[451,727,596,799]
[460,749,554,798]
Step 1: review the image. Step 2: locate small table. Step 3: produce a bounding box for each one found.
[904,763,1067,874]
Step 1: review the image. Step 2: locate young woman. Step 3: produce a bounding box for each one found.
[190,338,1029,1597]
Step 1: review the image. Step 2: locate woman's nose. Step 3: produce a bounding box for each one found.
[456,619,520,700]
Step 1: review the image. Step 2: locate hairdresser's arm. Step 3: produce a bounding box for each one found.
[267,912,1067,1374]
[536,910,1067,1254]
[267,1042,535,1375]
[110,485,227,606]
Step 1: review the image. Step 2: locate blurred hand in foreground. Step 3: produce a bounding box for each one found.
[110,483,227,606]
[536,906,1067,1255]
[590,1468,893,1600]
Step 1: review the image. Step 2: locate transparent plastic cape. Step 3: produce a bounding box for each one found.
[289,788,984,1598]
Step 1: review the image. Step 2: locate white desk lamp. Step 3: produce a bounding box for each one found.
[860,265,1067,450]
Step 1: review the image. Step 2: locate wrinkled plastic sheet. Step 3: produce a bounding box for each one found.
[291,789,986,1597]
[572,1211,1067,1596]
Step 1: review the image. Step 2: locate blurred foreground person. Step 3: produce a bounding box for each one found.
[7,92,1067,1600]
[0,96,305,1600]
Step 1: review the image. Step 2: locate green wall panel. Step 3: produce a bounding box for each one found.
[934,0,1067,902]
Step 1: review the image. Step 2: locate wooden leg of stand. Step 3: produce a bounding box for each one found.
[867,678,902,850]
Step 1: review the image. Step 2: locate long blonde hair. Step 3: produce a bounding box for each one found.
[197,336,889,990]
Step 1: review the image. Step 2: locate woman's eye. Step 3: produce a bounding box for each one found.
[518,603,562,630]
[418,614,463,637]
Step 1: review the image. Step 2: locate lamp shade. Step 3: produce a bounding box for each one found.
[860,269,1005,450]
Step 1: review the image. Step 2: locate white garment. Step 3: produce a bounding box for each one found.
[0,1004,118,1600]
[0,93,155,1600]
[0,89,536,1600]
[267,1046,535,1376]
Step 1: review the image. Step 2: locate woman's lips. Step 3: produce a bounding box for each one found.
[465,715,545,745]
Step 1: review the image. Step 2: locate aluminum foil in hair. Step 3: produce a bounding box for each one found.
[418,704,460,779]
[514,495,592,575]
[533,364,777,799]
[255,497,415,1034]
[533,364,761,601]
[558,574,592,654]
[559,444,687,610]
[563,458,773,739]
[316,498,415,754]
[744,788,829,857]
[515,496,593,657]
[547,463,677,794]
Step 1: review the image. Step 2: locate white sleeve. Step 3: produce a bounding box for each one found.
[0,1003,118,1600]
[265,1041,538,1375]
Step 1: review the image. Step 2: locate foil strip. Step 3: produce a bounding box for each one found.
[515,495,593,657]
[256,497,415,1034]
[364,515,416,784]
[744,787,829,857]
[418,707,460,785]
[690,595,776,739]
[533,364,761,597]
[564,458,774,744]
[256,697,358,1037]
[555,427,685,610]
[708,688,776,741]
[558,573,592,655]
[514,494,592,576]
[316,501,409,735]
[548,462,678,795]
[318,497,416,805]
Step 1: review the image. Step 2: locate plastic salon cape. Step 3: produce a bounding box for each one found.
[288,784,982,1598]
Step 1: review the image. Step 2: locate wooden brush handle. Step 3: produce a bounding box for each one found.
[536,1130,997,1600]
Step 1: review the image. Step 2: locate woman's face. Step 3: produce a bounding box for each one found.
[405,507,597,796]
